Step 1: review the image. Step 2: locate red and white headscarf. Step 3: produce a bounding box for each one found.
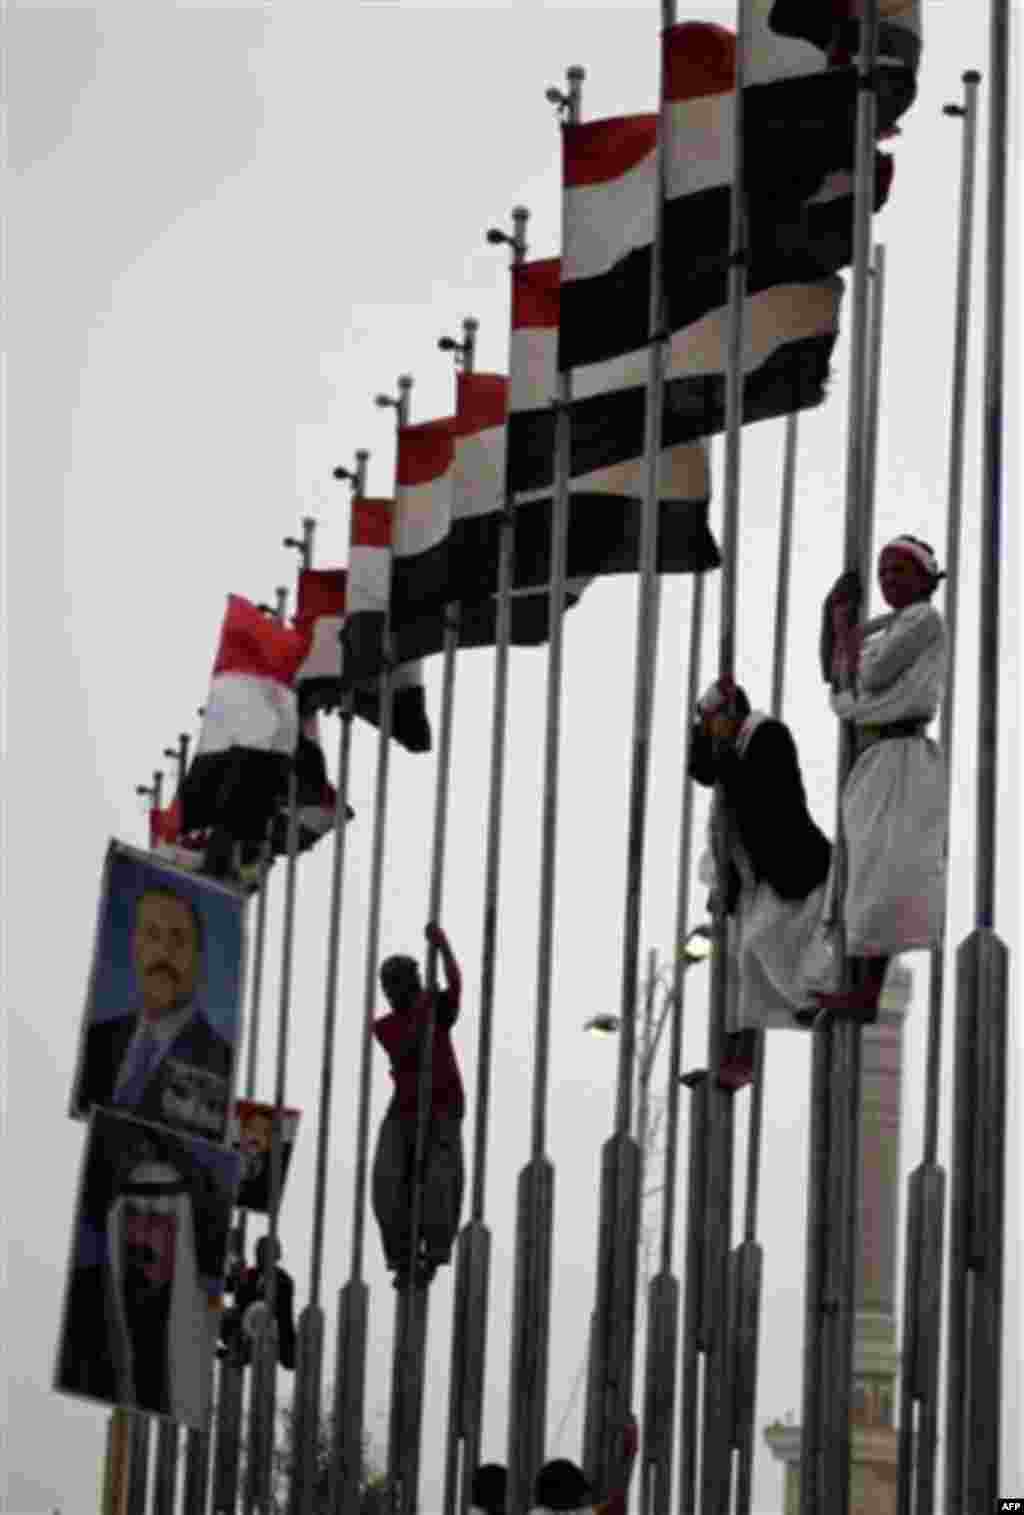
[882,536,944,581]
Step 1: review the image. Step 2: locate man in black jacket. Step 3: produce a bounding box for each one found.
[221,1235,297,1371]
[682,677,832,1090]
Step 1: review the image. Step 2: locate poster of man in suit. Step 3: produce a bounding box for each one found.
[227,1099,302,1213]
[69,843,245,1143]
[55,1108,241,1427]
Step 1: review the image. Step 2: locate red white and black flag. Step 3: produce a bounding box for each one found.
[177,595,304,847]
[341,495,395,690]
[556,14,910,414]
[390,421,456,627]
[556,98,847,434]
[508,255,719,581]
[759,0,921,142]
[293,566,432,754]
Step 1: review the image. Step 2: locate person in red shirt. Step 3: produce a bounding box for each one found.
[371,921,465,1287]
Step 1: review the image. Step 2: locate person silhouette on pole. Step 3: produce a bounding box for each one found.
[371,922,465,1287]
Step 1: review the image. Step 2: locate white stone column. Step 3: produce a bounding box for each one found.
[765,962,912,1514]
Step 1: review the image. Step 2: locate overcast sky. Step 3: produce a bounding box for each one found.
[4,3,1022,1513]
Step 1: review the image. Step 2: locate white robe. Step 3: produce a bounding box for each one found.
[828,601,948,956]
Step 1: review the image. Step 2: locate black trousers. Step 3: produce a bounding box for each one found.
[371,1110,465,1270]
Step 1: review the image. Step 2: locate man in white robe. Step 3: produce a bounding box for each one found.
[813,534,947,1021]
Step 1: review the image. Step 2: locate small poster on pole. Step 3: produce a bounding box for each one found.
[227,1100,302,1213]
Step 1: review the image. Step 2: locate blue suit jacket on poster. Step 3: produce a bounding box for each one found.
[74,1008,232,1140]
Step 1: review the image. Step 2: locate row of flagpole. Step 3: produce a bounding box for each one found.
[116,3,1012,1511]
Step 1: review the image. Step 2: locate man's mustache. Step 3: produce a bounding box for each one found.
[145,962,179,983]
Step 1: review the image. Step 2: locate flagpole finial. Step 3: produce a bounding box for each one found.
[487,208,529,265]
[438,320,479,372]
[546,67,584,122]
[374,377,413,428]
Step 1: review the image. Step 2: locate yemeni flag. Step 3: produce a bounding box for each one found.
[178,596,304,845]
[508,256,719,582]
[341,495,394,690]
[267,714,353,855]
[389,420,455,629]
[558,32,889,386]
[761,0,921,140]
[556,98,846,436]
[294,566,432,753]
[149,794,207,872]
[447,369,510,605]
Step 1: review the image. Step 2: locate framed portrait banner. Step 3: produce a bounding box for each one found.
[69,842,247,1144]
[55,1108,242,1428]
[227,1099,302,1213]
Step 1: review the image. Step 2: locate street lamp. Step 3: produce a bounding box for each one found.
[581,923,712,1041]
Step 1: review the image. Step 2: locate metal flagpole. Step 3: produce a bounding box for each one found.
[126,780,165,1515]
[895,70,979,1515]
[152,1425,178,1515]
[697,0,752,1507]
[216,813,275,1515]
[799,7,880,1515]
[182,1417,213,1515]
[330,379,411,1515]
[250,516,316,1515]
[290,475,365,1515]
[125,1413,151,1515]
[587,0,673,1494]
[443,207,529,1515]
[643,575,705,1515]
[388,322,474,1515]
[244,580,293,1515]
[945,0,1009,1504]
[505,66,582,1515]
[730,406,799,1515]
[155,717,222,1515]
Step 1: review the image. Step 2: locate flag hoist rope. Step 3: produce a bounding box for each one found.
[799,6,880,1514]
[585,0,674,1498]
[388,320,475,1515]
[328,376,411,1515]
[895,69,979,1515]
[442,207,530,1515]
[505,65,583,1515]
[945,0,1009,1505]
[291,465,366,1515]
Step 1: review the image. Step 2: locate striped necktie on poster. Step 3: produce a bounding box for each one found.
[113,1030,161,1106]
